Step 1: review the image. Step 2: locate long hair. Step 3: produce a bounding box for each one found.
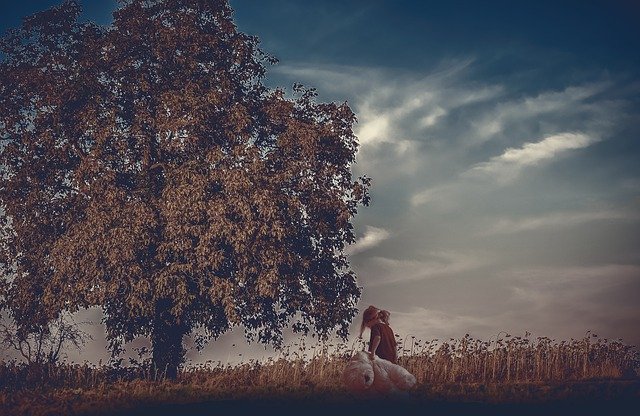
[379,309,390,324]
[359,305,379,338]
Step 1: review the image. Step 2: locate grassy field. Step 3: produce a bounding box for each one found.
[1,333,638,415]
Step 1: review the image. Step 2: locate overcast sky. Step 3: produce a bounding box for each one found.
[2,1,639,365]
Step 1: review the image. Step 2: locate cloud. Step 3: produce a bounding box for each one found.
[419,106,446,128]
[411,132,600,208]
[354,75,502,148]
[409,184,455,207]
[469,83,611,145]
[345,225,390,255]
[503,265,640,329]
[465,132,597,184]
[483,209,640,235]
[494,133,594,165]
[375,264,640,345]
[390,307,492,342]
[265,60,640,348]
[358,251,491,287]
[507,263,640,284]
[273,60,503,150]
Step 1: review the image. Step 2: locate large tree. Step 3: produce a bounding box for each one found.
[0,0,369,378]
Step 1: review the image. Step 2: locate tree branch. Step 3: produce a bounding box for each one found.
[149,162,166,171]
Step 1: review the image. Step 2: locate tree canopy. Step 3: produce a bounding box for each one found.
[0,0,369,377]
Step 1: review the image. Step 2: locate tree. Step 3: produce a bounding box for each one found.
[0,313,93,365]
[0,0,370,378]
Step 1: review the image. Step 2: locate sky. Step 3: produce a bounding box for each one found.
[1,0,639,365]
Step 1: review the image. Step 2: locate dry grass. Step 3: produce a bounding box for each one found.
[0,332,638,415]
[399,332,638,384]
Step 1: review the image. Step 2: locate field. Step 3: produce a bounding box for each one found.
[1,333,638,415]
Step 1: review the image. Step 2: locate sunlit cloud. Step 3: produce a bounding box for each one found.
[274,60,503,151]
[465,132,598,184]
[354,78,502,148]
[409,184,456,208]
[345,225,390,255]
[411,131,602,209]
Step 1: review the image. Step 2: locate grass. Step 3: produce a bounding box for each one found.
[0,332,638,415]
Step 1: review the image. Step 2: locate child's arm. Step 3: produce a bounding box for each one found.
[369,335,381,360]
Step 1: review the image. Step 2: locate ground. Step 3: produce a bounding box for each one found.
[2,379,638,416]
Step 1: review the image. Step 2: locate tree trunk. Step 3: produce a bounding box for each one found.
[151,299,185,380]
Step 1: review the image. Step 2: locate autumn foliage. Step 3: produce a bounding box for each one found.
[0,0,370,378]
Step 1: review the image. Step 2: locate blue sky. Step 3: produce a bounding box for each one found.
[234,0,640,351]
[2,1,639,364]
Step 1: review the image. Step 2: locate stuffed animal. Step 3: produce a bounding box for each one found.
[342,350,416,394]
[342,351,375,392]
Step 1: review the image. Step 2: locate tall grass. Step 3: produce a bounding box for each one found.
[398,332,638,384]
[0,332,637,394]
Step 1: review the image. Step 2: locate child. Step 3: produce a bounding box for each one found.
[359,305,398,364]
[345,306,414,395]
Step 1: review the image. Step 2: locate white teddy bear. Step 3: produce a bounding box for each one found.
[342,350,416,394]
